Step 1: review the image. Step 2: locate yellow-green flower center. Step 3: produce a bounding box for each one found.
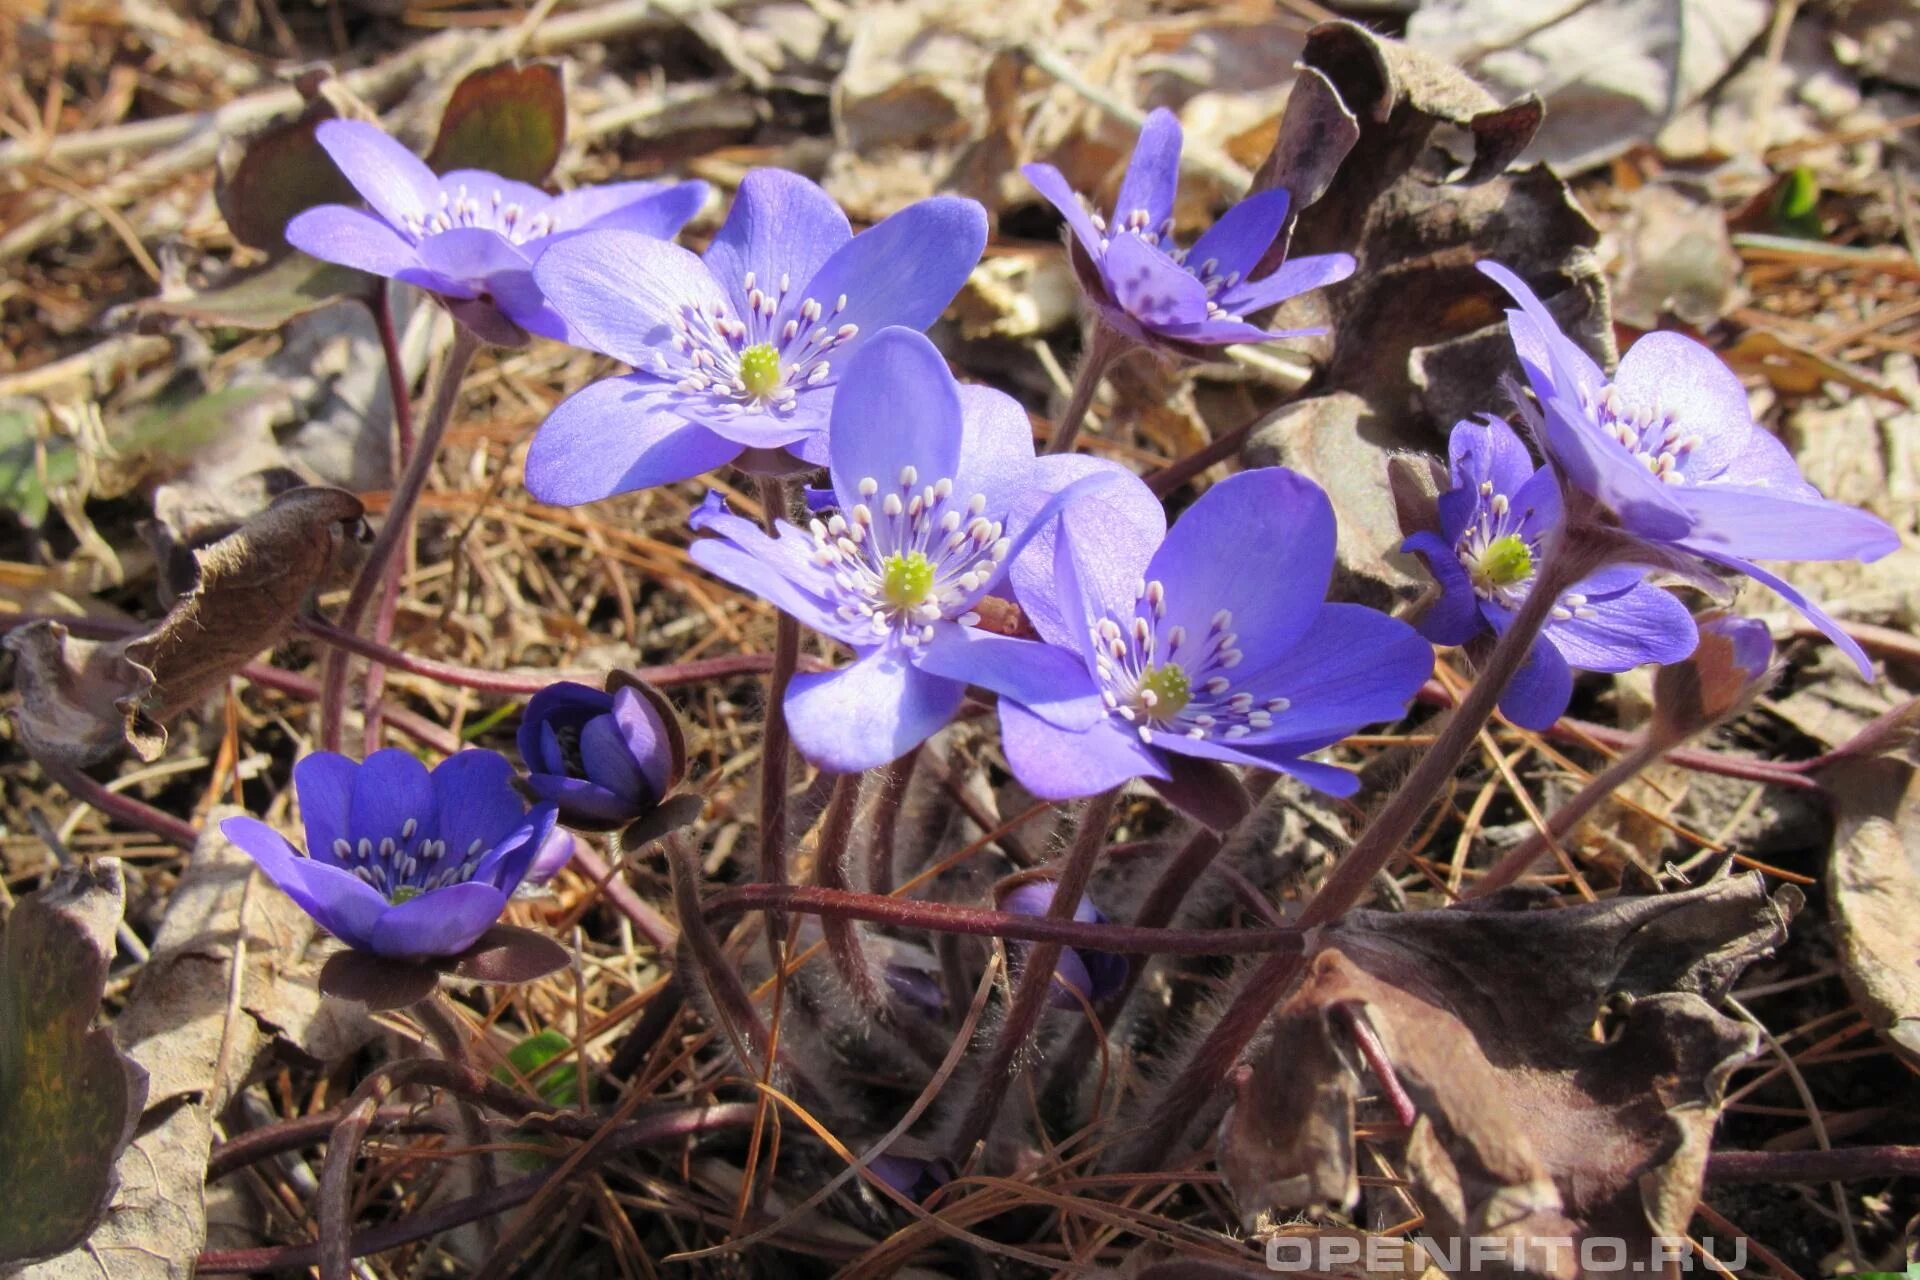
[390,885,424,904]
[1473,534,1534,590]
[1137,663,1192,717]
[882,551,936,609]
[739,343,782,398]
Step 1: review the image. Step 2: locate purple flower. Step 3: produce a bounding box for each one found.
[1401,417,1698,730]
[686,327,1125,773]
[1000,468,1433,799]
[220,749,558,959]
[286,120,706,345]
[523,170,988,503]
[1703,613,1775,683]
[518,679,684,831]
[869,1153,955,1202]
[998,879,1128,1010]
[527,827,577,885]
[1478,260,1901,678]
[1021,108,1353,352]
[1653,612,1777,740]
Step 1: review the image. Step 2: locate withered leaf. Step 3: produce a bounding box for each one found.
[1823,756,1920,1068]
[0,860,147,1268]
[124,252,372,333]
[426,62,567,185]
[1218,873,1795,1280]
[6,486,364,766]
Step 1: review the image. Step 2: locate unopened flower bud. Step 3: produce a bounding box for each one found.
[996,877,1128,1011]
[1653,613,1774,743]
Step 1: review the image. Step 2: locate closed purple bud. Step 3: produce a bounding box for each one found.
[1653,612,1775,742]
[998,879,1128,1011]
[518,680,681,831]
[868,1152,954,1203]
[526,826,577,885]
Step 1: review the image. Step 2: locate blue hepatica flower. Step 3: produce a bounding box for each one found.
[1002,467,1434,799]
[687,327,1126,773]
[524,170,988,503]
[998,879,1128,1011]
[287,120,706,344]
[1479,260,1901,678]
[220,749,558,959]
[1402,416,1699,730]
[1021,108,1354,352]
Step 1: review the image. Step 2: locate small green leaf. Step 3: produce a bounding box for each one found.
[426,62,566,185]
[131,253,372,331]
[218,107,359,254]
[1768,167,1823,239]
[494,1028,580,1107]
[0,861,147,1266]
[0,407,76,527]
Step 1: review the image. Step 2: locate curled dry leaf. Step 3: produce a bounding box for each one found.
[0,860,146,1269]
[1823,756,1920,1069]
[1217,873,1796,1279]
[1244,21,1604,604]
[6,486,365,767]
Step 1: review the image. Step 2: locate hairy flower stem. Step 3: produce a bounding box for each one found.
[1117,536,1607,1169]
[665,828,782,1081]
[1470,729,1675,897]
[319,324,481,752]
[411,993,501,1251]
[1043,324,1126,455]
[317,1085,389,1280]
[947,788,1120,1161]
[866,745,920,896]
[755,475,802,964]
[357,288,418,752]
[812,772,886,1010]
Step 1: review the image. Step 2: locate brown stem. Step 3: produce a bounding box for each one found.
[1146,414,1260,497]
[319,325,480,752]
[947,789,1119,1159]
[666,829,776,1073]
[45,762,199,849]
[317,1088,385,1280]
[866,746,920,896]
[813,773,885,1011]
[1704,1145,1920,1183]
[755,476,802,962]
[1043,325,1126,455]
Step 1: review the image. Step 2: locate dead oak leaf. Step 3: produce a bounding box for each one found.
[6,486,364,766]
[1218,873,1796,1280]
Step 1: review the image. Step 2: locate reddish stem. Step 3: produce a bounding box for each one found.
[45,761,199,849]
[813,773,885,1010]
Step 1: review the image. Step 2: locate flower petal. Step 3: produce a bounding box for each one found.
[1497,637,1576,730]
[915,627,1102,729]
[429,751,528,868]
[1227,602,1433,746]
[1216,252,1355,317]
[800,196,987,364]
[410,226,531,298]
[612,684,674,800]
[1448,415,1535,499]
[532,229,725,368]
[368,881,508,958]
[1612,331,1758,481]
[550,178,708,239]
[686,518,870,648]
[1185,189,1290,286]
[526,376,740,504]
[828,328,964,512]
[949,383,1038,515]
[1546,581,1698,672]
[1021,163,1105,260]
[785,648,966,773]
[1147,468,1335,673]
[1100,232,1210,330]
[1676,483,1901,563]
[294,752,358,865]
[222,816,387,950]
[999,699,1168,800]
[1009,462,1164,654]
[1691,549,1876,680]
[517,682,608,774]
[314,120,440,228]
[1114,108,1183,230]
[285,206,421,278]
[1143,734,1361,798]
[1401,531,1483,647]
[701,169,851,322]
[348,748,435,849]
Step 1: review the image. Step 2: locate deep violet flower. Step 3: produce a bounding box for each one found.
[1001,467,1433,799]
[286,120,706,344]
[523,169,988,503]
[1478,260,1901,678]
[518,679,684,831]
[1401,416,1698,730]
[686,327,1125,773]
[1021,108,1353,353]
[220,749,557,959]
[998,879,1128,1010]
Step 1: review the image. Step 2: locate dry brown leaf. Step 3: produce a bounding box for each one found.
[1823,756,1920,1069]
[5,486,364,766]
[1218,873,1796,1279]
